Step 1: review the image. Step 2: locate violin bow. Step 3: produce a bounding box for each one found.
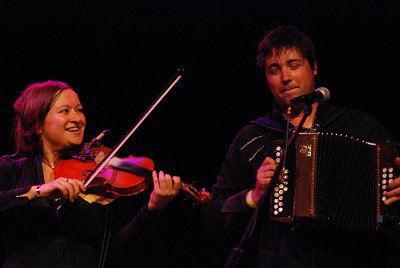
[84,68,185,188]
[56,68,184,212]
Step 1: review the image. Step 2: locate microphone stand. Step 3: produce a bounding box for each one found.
[224,104,313,268]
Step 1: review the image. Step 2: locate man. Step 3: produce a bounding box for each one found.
[202,25,400,267]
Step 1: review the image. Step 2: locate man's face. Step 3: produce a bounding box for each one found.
[264,47,317,111]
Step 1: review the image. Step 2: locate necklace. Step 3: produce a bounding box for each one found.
[41,158,57,182]
[41,159,56,169]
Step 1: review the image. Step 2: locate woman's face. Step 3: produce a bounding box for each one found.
[40,88,86,153]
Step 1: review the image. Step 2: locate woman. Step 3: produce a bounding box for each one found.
[0,80,182,267]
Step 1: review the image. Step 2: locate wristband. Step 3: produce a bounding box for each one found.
[35,185,42,198]
[246,190,257,208]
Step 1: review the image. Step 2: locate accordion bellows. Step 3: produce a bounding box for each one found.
[270,132,399,231]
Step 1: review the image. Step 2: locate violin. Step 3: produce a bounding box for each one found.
[54,143,212,206]
[54,69,211,207]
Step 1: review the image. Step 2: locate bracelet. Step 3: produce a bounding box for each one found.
[246,190,257,208]
[35,185,42,198]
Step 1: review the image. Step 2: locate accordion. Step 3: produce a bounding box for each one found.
[269,132,400,231]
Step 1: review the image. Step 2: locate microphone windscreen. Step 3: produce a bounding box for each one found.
[316,87,331,103]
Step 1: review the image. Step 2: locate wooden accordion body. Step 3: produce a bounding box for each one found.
[269,132,399,231]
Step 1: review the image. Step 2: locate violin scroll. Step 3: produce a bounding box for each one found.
[181,182,212,206]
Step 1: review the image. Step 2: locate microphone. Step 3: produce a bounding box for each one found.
[290,87,331,106]
[87,129,109,149]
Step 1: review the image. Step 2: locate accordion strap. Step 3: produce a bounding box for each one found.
[317,106,351,130]
[250,118,286,133]
[251,105,351,133]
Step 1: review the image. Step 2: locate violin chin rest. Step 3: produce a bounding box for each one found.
[79,193,116,205]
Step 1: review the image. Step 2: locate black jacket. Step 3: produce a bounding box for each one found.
[202,102,400,268]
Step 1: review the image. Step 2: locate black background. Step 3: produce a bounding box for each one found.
[1,0,399,186]
[1,1,399,266]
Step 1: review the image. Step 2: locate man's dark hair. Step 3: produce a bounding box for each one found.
[256,25,316,70]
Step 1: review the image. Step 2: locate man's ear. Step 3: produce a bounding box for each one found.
[313,62,318,76]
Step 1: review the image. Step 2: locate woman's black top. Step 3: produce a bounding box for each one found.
[0,151,164,268]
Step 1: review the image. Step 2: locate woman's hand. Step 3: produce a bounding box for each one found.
[148,170,181,212]
[32,177,86,202]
